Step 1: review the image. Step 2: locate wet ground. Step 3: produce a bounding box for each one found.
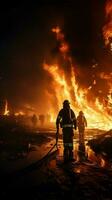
[1,128,112,199]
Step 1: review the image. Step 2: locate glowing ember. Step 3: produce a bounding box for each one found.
[100,158,106,168]
[93,80,96,85]
[75,168,81,173]
[14,111,25,116]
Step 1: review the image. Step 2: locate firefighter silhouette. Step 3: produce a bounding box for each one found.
[31,114,38,128]
[77,111,87,145]
[39,114,45,126]
[56,100,77,162]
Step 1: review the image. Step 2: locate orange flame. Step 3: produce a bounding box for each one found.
[14,111,25,116]
[43,26,112,130]
[100,157,106,168]
[4,100,9,116]
[103,0,112,50]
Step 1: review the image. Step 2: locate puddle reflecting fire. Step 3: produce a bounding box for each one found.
[56,138,111,169]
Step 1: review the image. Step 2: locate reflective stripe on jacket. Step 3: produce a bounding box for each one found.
[64,143,73,147]
[62,124,74,128]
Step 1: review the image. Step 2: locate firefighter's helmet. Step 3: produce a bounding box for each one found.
[63,100,70,106]
[79,111,83,115]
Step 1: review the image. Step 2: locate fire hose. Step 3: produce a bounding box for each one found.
[18,143,57,173]
[18,142,58,173]
[2,142,58,187]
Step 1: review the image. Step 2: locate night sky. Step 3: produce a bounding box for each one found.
[0,0,111,113]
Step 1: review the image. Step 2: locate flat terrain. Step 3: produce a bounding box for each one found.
[0,123,112,200]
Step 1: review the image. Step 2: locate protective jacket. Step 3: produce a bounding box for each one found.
[56,107,77,161]
[77,115,87,130]
[56,108,77,129]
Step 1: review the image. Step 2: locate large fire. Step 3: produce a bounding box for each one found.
[1,20,112,131]
[43,26,112,130]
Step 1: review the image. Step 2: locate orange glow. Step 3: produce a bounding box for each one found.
[52,26,64,40]
[4,100,9,116]
[43,26,112,130]
[59,42,69,54]
[88,86,92,90]
[93,80,96,85]
[50,114,55,123]
[106,0,112,16]
[103,0,112,50]
[14,111,25,116]
[52,26,60,34]
[75,168,81,173]
[43,60,112,130]
[98,155,106,167]
[43,63,71,109]
[100,158,106,168]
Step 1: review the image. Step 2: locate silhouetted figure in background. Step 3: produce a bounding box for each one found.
[39,114,45,126]
[31,114,38,128]
[77,111,87,145]
[56,100,77,162]
[77,111,87,161]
